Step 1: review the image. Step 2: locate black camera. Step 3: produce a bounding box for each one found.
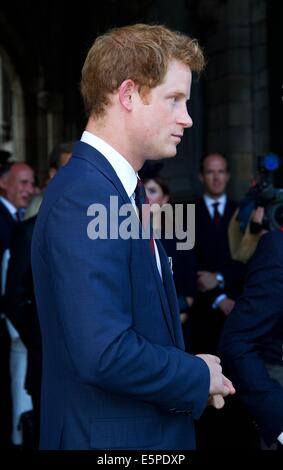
[237,153,283,232]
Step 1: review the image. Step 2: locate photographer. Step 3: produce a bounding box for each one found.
[228,206,268,263]
[220,154,283,449]
[229,153,283,264]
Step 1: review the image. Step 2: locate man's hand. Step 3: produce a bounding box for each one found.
[208,394,225,409]
[197,354,236,409]
[197,271,218,292]
[252,206,264,225]
[218,298,235,316]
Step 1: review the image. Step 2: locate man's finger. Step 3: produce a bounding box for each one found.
[209,394,225,409]
[222,375,236,395]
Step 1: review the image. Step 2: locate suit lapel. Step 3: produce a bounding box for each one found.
[155,240,185,348]
[72,141,180,345]
[0,200,16,226]
[72,141,130,205]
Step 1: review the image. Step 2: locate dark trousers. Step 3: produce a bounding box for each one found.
[0,317,12,448]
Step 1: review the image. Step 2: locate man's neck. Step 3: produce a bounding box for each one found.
[204,192,226,200]
[85,116,144,171]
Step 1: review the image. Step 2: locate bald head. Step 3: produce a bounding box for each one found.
[0,162,35,208]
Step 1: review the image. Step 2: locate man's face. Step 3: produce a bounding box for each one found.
[200,154,230,198]
[133,60,193,162]
[2,163,35,208]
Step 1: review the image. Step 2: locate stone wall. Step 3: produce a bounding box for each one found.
[201,0,269,200]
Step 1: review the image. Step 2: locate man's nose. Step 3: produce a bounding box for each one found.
[184,113,193,128]
[180,110,193,128]
[178,104,193,128]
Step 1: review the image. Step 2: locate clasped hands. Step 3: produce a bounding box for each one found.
[197,354,235,409]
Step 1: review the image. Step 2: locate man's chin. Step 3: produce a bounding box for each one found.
[20,200,29,208]
[162,147,178,159]
[147,147,177,161]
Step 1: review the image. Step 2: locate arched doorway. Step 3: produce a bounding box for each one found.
[0,46,25,161]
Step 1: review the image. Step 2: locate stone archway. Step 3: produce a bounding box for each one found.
[0,45,25,161]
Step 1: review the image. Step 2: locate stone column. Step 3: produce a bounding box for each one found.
[200,0,269,199]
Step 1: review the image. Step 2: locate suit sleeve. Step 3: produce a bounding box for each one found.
[37,182,210,418]
[219,231,283,444]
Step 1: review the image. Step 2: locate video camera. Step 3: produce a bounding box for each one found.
[237,153,283,232]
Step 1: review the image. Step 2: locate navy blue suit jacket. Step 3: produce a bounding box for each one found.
[31,141,210,450]
[219,230,283,445]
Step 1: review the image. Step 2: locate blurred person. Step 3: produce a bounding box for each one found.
[143,167,197,323]
[188,153,245,353]
[24,141,74,220]
[5,142,73,449]
[0,162,35,447]
[187,153,259,449]
[220,208,283,449]
[0,162,35,211]
[31,24,235,450]
[229,206,268,263]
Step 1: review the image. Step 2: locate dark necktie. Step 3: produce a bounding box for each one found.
[15,209,22,222]
[134,180,155,256]
[212,202,221,224]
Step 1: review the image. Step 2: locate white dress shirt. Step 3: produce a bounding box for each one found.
[203,193,227,219]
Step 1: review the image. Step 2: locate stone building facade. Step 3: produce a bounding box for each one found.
[0,0,282,200]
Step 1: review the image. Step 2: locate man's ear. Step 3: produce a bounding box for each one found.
[0,175,8,192]
[118,79,137,111]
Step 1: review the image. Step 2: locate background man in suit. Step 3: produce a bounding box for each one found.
[219,229,283,449]
[185,153,258,449]
[187,153,245,354]
[4,142,73,449]
[32,24,235,450]
[0,162,35,259]
[0,162,35,447]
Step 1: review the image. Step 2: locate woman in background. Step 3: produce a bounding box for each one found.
[142,166,197,324]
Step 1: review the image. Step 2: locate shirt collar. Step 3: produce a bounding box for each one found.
[0,196,17,218]
[203,193,227,216]
[81,131,137,199]
[204,193,227,208]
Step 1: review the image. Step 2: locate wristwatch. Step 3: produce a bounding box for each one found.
[216,272,225,289]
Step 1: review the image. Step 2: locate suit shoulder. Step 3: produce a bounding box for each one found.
[255,229,283,259]
[227,199,238,210]
[261,229,283,245]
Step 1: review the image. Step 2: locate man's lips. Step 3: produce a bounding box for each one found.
[171,134,183,141]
